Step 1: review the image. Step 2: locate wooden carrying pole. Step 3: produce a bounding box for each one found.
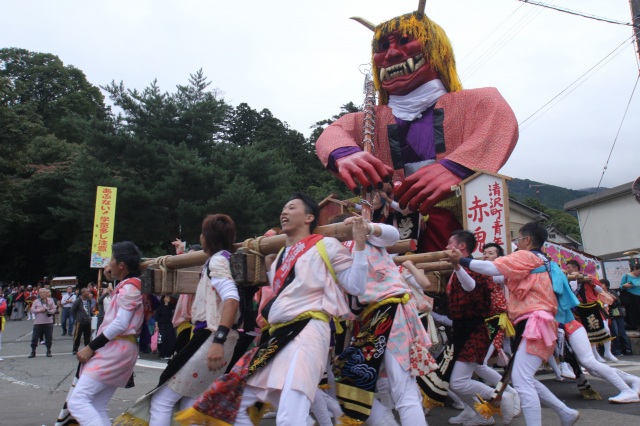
[416,261,453,273]
[140,226,416,294]
[566,273,598,283]
[393,251,448,265]
[140,222,417,271]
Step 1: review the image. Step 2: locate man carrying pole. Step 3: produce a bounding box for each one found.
[445,222,579,426]
[176,192,369,426]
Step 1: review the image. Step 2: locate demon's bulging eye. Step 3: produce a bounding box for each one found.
[377,39,390,51]
[399,35,410,45]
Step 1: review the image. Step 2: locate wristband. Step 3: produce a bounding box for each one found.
[89,333,110,351]
[459,257,472,268]
[213,325,230,344]
[368,223,374,236]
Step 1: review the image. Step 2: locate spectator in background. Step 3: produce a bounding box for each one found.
[10,285,25,321]
[88,291,97,315]
[60,286,76,336]
[25,285,36,320]
[154,295,177,360]
[28,288,57,358]
[140,294,159,354]
[0,289,6,361]
[605,279,633,356]
[621,264,640,331]
[71,288,93,355]
[88,282,98,300]
[97,286,113,329]
[6,286,15,319]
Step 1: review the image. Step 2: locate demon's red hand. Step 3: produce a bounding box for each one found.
[335,151,394,194]
[396,163,461,214]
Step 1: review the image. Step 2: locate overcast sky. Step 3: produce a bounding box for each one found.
[2,0,639,191]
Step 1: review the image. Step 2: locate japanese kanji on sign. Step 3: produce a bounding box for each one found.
[460,172,512,257]
[90,186,117,268]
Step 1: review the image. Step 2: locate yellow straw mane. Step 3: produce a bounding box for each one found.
[372,12,462,105]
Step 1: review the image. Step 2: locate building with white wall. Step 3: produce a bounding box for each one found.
[565,182,640,259]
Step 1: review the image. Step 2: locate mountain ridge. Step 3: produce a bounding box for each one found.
[507,178,604,211]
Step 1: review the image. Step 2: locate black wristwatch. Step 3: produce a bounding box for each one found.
[213,325,230,344]
[213,330,227,344]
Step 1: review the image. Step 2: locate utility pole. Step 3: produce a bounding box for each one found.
[631,0,640,63]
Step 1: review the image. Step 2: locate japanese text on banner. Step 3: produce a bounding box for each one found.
[465,176,508,256]
[90,186,117,268]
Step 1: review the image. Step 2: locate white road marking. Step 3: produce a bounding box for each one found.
[0,371,41,389]
[135,359,168,369]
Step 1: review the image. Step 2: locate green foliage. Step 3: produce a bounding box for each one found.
[0,52,352,284]
[508,178,591,211]
[4,49,592,284]
[0,48,106,144]
[0,48,103,282]
[309,101,361,144]
[520,197,582,242]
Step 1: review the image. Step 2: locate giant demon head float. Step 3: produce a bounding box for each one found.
[352,1,463,104]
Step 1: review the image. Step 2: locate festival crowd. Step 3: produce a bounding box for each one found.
[3,190,630,426]
[0,279,179,362]
[3,4,640,426]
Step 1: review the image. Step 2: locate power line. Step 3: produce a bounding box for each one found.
[519,35,636,128]
[519,43,631,131]
[580,72,640,234]
[458,2,526,66]
[461,3,546,79]
[517,0,638,28]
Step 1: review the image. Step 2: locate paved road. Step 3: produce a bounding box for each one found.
[1,318,639,425]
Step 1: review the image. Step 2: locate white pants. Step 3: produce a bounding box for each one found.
[149,385,196,426]
[482,342,496,366]
[368,354,427,426]
[474,362,504,388]
[449,361,494,408]
[547,354,562,378]
[235,352,311,426]
[569,326,630,392]
[511,338,574,426]
[311,390,343,426]
[68,375,117,426]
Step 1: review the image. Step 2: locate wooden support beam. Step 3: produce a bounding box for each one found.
[139,222,417,294]
[393,251,448,265]
[416,261,453,273]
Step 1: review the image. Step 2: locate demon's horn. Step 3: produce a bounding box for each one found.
[417,0,427,17]
[350,17,376,32]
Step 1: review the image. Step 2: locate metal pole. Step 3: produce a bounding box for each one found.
[361,71,377,221]
[631,0,640,63]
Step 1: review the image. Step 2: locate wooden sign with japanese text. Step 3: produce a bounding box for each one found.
[460,172,512,257]
[90,186,117,268]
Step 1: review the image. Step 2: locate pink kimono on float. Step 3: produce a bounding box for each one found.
[493,250,558,360]
[81,278,144,387]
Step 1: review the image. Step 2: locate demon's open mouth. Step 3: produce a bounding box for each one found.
[379,53,426,81]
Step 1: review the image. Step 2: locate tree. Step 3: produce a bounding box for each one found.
[0,54,368,283]
[521,197,582,242]
[0,49,105,282]
[0,48,107,144]
[309,101,361,144]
